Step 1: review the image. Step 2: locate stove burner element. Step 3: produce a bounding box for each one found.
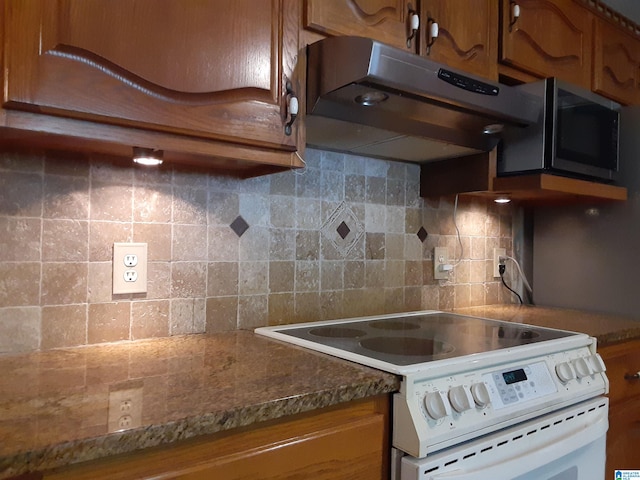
[309,327,366,338]
[370,320,421,331]
[360,336,455,357]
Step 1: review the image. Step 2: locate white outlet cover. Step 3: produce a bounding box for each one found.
[108,387,143,433]
[493,247,506,278]
[434,246,450,280]
[113,243,148,294]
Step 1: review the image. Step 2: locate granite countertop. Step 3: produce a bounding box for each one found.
[0,331,400,479]
[453,304,640,346]
[3,305,639,479]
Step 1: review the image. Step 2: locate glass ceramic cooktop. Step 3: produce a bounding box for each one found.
[271,312,576,366]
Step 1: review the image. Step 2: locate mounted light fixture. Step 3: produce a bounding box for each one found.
[494,197,511,204]
[132,147,163,166]
[354,91,389,106]
[483,124,504,135]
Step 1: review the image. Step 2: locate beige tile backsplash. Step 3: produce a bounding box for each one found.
[0,148,514,353]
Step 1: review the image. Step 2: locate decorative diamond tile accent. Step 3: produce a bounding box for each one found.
[336,221,351,240]
[321,202,364,257]
[230,215,249,237]
[417,226,428,243]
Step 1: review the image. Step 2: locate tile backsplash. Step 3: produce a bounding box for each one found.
[0,148,514,354]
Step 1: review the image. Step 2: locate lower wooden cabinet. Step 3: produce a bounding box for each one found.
[43,395,390,480]
[599,339,640,473]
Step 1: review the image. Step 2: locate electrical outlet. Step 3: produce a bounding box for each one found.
[493,247,506,278]
[113,243,147,294]
[434,247,450,280]
[124,270,138,282]
[123,254,138,267]
[108,387,143,433]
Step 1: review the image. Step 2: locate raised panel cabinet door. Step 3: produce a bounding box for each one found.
[3,0,298,152]
[421,0,498,80]
[305,0,418,51]
[593,18,640,106]
[500,0,592,89]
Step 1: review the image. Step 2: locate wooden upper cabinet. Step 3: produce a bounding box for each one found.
[593,18,640,106]
[3,0,299,160]
[500,0,592,89]
[305,0,418,51]
[420,0,498,80]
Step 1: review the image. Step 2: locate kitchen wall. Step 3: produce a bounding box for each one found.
[532,108,640,318]
[600,0,640,24]
[0,148,515,354]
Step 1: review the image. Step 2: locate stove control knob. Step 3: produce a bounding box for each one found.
[470,382,491,408]
[555,362,576,383]
[588,354,606,374]
[572,357,593,378]
[424,391,452,420]
[449,385,474,413]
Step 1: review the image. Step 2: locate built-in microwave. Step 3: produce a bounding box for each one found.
[497,78,620,182]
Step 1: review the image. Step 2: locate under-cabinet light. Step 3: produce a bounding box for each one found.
[133,147,163,166]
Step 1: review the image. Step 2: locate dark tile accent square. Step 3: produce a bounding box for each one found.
[321,202,364,258]
[230,215,249,237]
[336,221,351,240]
[417,226,428,243]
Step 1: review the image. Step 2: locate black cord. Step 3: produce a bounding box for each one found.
[499,264,523,304]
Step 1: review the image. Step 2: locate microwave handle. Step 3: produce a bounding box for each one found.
[428,417,607,480]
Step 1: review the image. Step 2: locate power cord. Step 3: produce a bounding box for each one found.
[451,194,464,267]
[499,263,523,304]
[499,255,533,295]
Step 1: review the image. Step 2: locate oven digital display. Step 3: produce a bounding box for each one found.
[502,368,527,385]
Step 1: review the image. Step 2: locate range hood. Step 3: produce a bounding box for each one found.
[306,36,541,163]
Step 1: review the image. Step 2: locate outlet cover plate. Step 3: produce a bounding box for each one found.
[493,247,506,278]
[113,243,148,294]
[434,247,449,280]
[108,387,143,433]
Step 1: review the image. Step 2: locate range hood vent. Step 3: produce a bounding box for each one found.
[306,36,541,163]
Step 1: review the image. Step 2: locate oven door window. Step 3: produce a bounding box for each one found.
[555,91,619,171]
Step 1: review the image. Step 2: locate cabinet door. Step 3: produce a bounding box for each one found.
[305,0,417,51]
[421,0,498,80]
[500,0,592,89]
[3,0,298,152]
[593,18,640,106]
[599,339,640,473]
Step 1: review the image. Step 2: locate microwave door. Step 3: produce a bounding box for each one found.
[553,101,619,180]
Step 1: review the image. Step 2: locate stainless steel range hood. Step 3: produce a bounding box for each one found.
[306,36,541,163]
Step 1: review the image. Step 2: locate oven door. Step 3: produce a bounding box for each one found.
[401,397,608,480]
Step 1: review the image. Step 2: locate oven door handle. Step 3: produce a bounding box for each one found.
[429,415,608,479]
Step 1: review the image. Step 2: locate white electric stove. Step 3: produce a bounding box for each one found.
[256,311,609,480]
